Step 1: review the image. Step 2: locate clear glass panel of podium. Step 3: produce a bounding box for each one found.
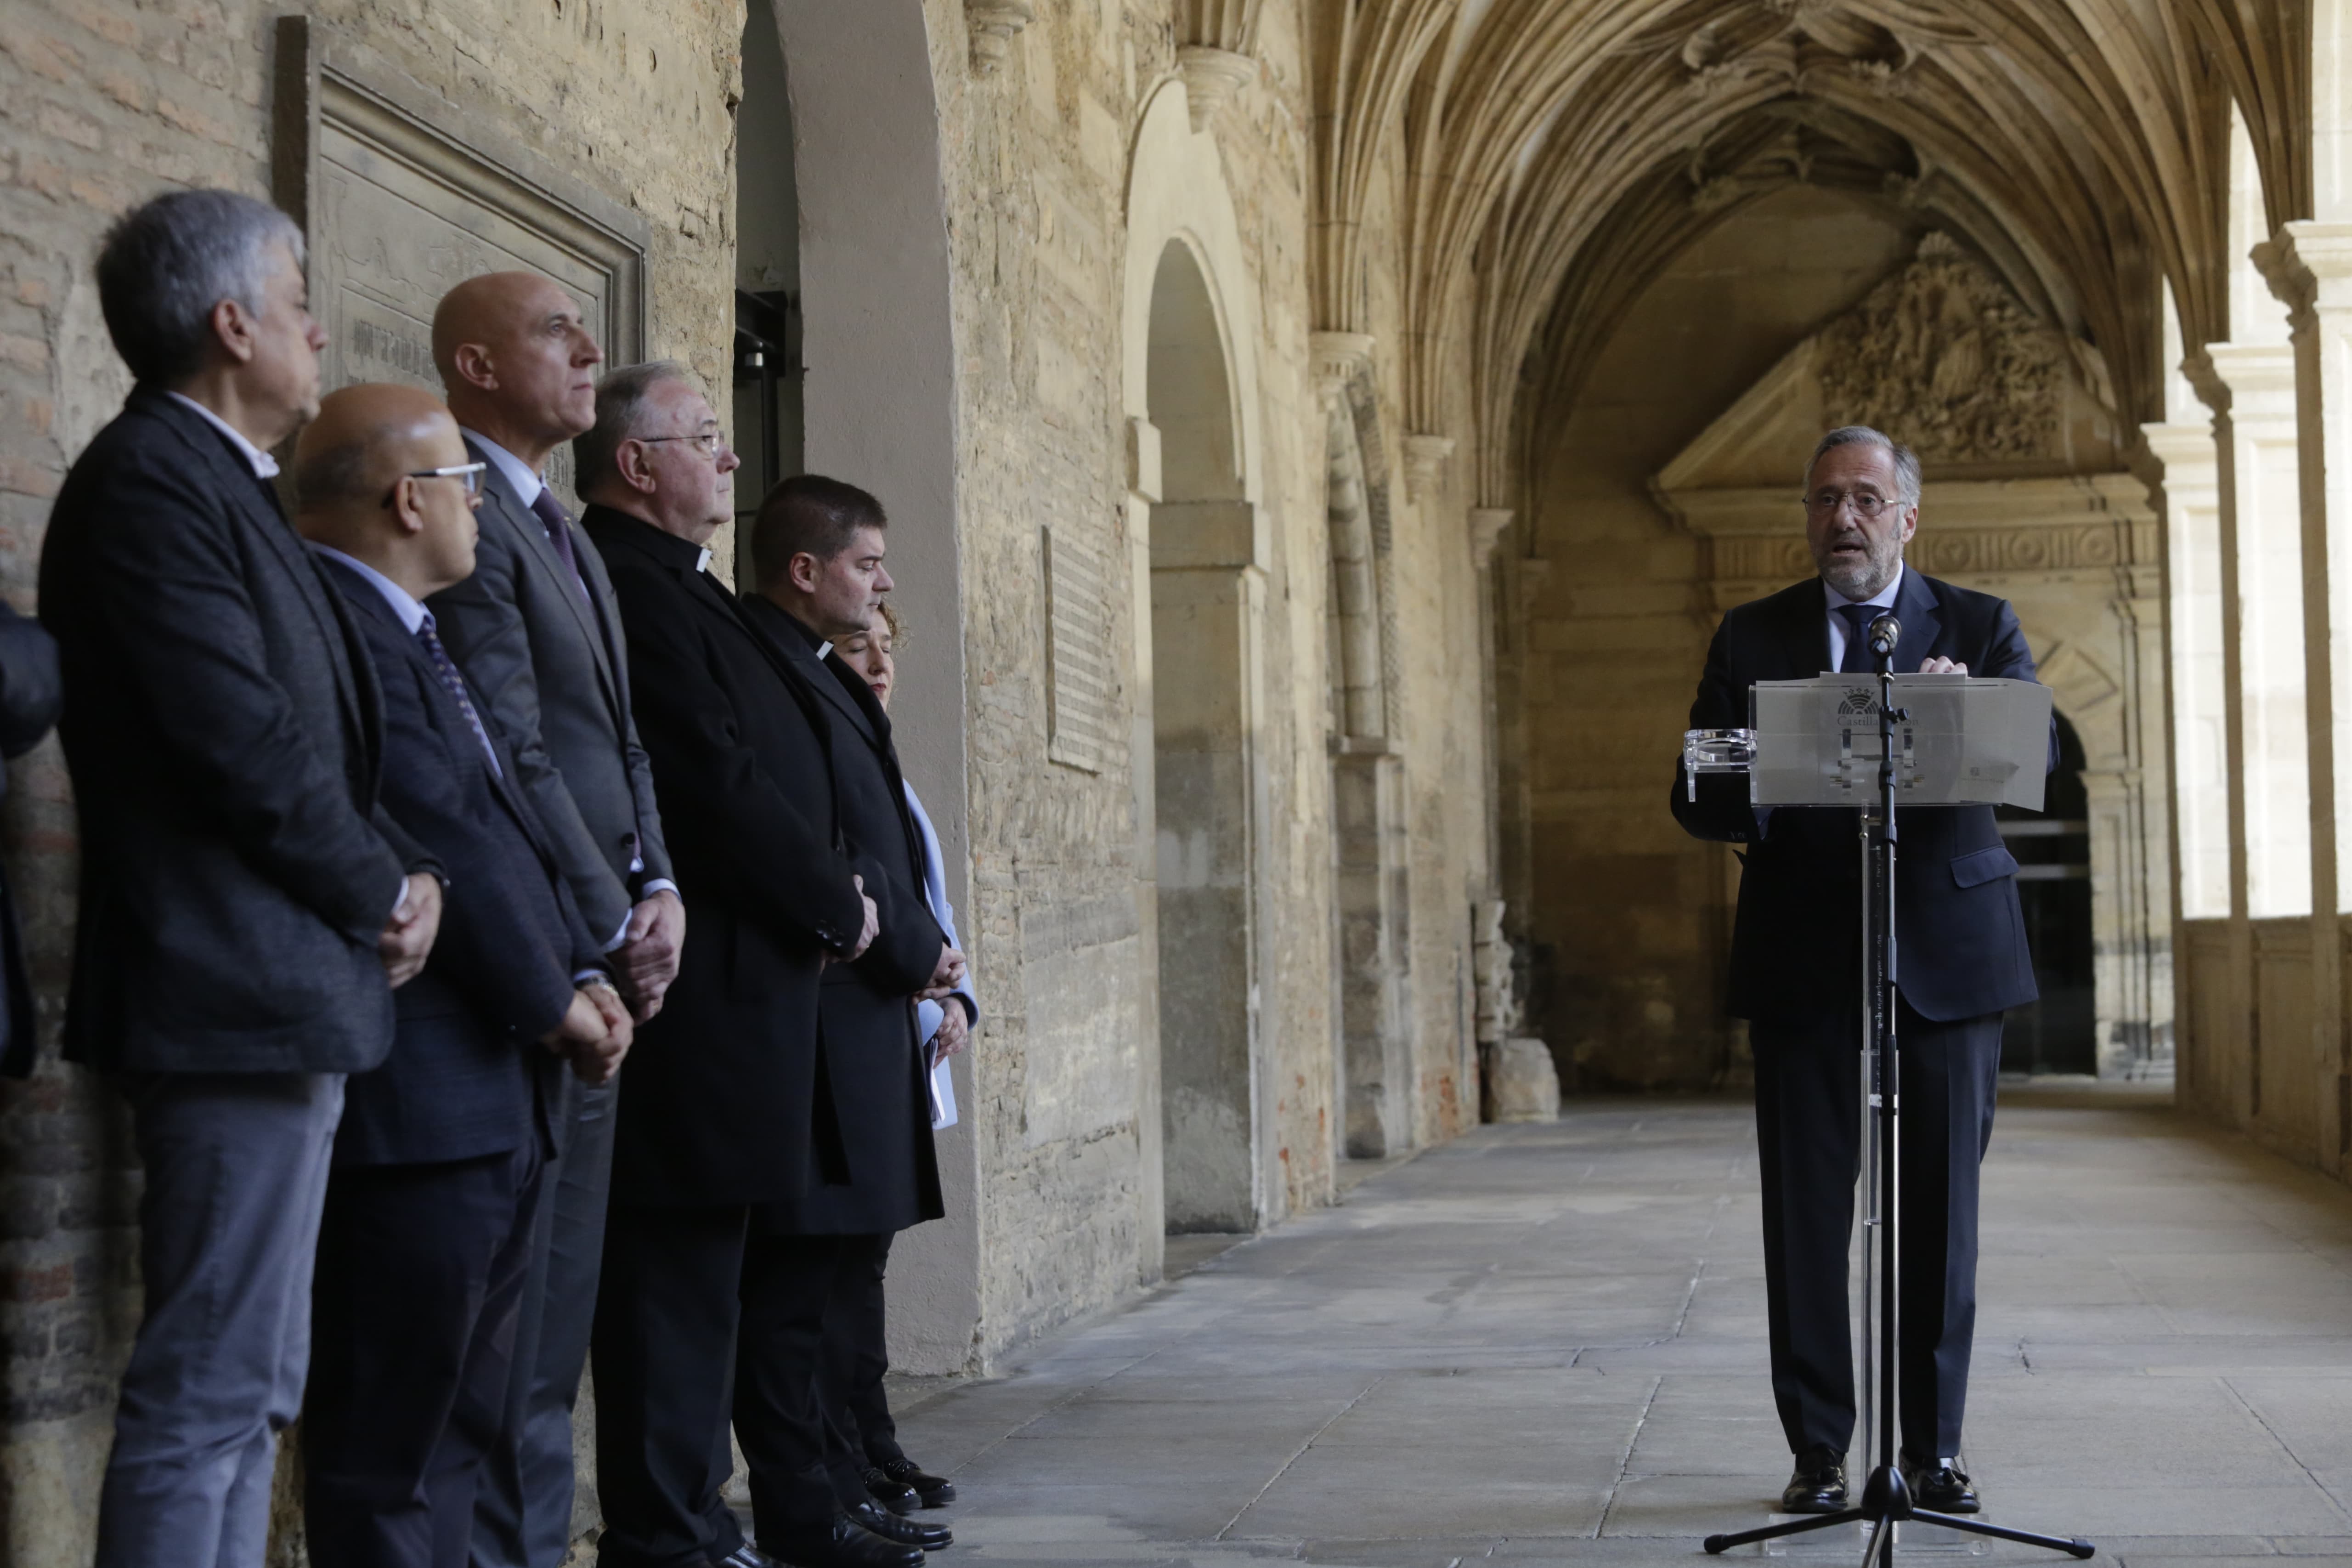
[1745,675,2053,811]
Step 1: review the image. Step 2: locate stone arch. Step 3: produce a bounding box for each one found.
[761,0,976,1369]
[1122,79,1278,1240]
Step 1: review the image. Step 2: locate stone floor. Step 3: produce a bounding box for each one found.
[889,1083,2352,1566]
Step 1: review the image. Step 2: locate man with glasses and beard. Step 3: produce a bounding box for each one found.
[1670,425,2052,1523]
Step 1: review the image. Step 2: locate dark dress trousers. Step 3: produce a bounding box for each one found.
[41,388,436,1568]
[430,441,675,1568]
[1670,566,2047,1465]
[0,603,62,1078]
[303,559,604,1568]
[579,505,870,1568]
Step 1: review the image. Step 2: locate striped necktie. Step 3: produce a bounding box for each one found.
[414,618,503,780]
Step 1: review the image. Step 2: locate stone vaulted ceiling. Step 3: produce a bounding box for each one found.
[1302,0,2312,506]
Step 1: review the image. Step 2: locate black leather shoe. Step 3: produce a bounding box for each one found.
[1902,1457,1980,1514]
[877,1455,957,1508]
[762,1515,924,1568]
[1781,1445,1848,1514]
[862,1466,922,1516]
[849,1501,951,1551]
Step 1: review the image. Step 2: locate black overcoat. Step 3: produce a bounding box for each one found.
[581,506,867,1207]
[740,594,945,1236]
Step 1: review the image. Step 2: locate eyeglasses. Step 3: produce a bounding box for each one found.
[637,431,729,460]
[1803,490,1902,519]
[381,462,487,508]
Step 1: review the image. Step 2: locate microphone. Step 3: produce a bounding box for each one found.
[1866,614,1901,657]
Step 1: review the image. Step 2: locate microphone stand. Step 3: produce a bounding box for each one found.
[1703,617,2093,1566]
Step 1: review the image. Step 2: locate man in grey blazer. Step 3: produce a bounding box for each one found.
[41,189,445,1568]
[428,271,684,1568]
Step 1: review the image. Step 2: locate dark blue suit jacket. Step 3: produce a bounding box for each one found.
[322,559,602,1167]
[1671,568,2047,1024]
[40,390,437,1073]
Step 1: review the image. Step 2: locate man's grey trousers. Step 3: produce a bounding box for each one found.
[94,1071,344,1568]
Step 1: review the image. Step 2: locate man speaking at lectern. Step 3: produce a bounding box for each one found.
[1671,425,2047,1521]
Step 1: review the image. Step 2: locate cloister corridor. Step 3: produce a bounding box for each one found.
[887,1087,2352,1567]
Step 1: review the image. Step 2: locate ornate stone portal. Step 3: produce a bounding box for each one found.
[1654,235,2171,1079]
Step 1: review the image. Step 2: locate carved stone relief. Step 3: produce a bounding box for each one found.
[1816,233,2065,463]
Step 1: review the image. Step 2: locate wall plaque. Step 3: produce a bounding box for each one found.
[273,17,649,502]
[1042,518,1113,773]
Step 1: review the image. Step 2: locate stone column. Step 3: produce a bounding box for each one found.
[2142,413,2224,1099]
[2199,341,2302,1131]
[2262,223,2352,1175]
[1310,332,1414,1158]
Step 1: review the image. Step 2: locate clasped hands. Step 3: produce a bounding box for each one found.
[611,888,685,1022]
[543,979,634,1084]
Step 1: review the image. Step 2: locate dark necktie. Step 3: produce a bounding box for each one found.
[415,618,504,780]
[1838,603,1888,674]
[529,488,594,605]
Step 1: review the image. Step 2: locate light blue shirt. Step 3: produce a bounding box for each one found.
[905,780,974,1130]
[461,428,543,510]
[306,545,498,782]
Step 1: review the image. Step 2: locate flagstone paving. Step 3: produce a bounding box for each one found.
[890,1084,2352,1567]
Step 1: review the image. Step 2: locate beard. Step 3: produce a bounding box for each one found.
[1820,532,1902,600]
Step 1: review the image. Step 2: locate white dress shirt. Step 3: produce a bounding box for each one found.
[166,391,278,478]
[1824,561,1905,672]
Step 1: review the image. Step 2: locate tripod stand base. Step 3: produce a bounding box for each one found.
[1702,1467,2094,1559]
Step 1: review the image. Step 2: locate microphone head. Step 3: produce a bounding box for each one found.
[1866,614,1901,655]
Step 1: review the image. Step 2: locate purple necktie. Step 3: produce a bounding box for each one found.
[529,488,593,605]
[415,619,503,780]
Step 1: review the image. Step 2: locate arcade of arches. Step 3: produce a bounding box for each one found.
[3,0,2352,1560]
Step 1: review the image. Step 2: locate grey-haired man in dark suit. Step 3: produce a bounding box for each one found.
[41,189,445,1568]
[427,272,683,1568]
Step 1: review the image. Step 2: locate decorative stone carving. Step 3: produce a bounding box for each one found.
[1178,45,1259,133]
[1816,233,2065,462]
[1309,329,1376,404]
[966,0,1034,74]
[1402,432,1455,504]
[1668,2,1959,96]
[1468,507,1514,570]
[1472,899,1518,1044]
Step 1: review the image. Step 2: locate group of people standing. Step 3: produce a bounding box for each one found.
[34,187,974,1568]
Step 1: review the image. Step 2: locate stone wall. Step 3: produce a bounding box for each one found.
[0,0,1503,1557]
[0,1,738,1560]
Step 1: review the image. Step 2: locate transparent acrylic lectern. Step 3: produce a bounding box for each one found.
[1685,668,2088,1567]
